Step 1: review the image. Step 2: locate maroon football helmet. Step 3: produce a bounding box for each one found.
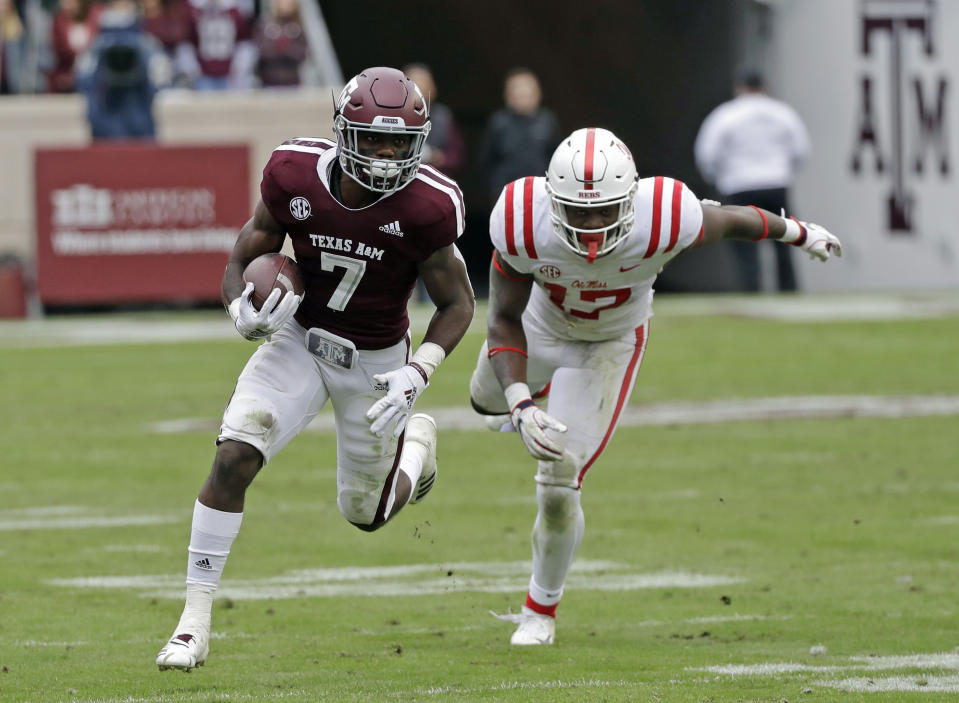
[333,66,431,194]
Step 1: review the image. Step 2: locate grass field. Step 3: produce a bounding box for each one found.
[2,295,959,702]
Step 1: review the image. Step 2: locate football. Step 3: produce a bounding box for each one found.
[242,253,305,311]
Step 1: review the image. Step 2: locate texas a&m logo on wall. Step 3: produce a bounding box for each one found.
[850,0,950,232]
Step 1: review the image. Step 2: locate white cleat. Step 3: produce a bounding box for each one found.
[156,628,209,671]
[406,413,437,504]
[484,414,513,432]
[491,606,556,645]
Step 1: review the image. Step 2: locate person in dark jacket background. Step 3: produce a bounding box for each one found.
[75,0,170,140]
[479,67,561,206]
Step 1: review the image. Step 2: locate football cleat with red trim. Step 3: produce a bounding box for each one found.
[491,606,556,645]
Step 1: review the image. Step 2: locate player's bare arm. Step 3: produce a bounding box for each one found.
[417,242,476,355]
[366,241,475,439]
[485,250,533,387]
[221,199,287,306]
[699,203,842,261]
[484,250,567,461]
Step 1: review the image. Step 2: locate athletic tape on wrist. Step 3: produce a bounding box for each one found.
[504,381,533,411]
[227,297,241,323]
[410,342,446,380]
[406,361,429,385]
[780,213,807,245]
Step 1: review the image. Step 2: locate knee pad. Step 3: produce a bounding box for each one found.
[469,352,509,415]
[220,394,280,459]
[534,454,581,490]
[336,474,383,527]
[536,484,581,523]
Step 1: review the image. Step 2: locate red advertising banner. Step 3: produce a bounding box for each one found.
[35,143,249,305]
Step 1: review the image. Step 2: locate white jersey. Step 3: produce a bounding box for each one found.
[490,175,704,341]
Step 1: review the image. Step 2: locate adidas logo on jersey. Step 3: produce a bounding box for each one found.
[378,220,404,237]
[193,558,213,571]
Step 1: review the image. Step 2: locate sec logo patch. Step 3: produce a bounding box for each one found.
[539,265,561,279]
[290,197,311,220]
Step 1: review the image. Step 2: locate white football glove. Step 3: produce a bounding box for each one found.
[504,383,568,462]
[781,214,843,262]
[366,364,427,438]
[228,281,302,341]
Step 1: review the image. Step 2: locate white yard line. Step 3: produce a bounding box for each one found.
[2,293,957,349]
[818,674,959,692]
[695,651,959,693]
[0,514,178,531]
[47,560,743,600]
[150,394,959,436]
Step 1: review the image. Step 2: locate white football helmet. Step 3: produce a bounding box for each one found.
[544,127,639,261]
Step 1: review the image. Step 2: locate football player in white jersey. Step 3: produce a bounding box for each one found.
[470,127,841,645]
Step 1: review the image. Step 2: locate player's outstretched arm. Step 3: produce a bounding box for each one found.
[699,203,842,262]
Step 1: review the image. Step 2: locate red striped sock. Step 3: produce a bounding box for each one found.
[525,593,558,618]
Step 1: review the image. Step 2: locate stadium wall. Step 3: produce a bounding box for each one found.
[772,0,958,291]
[0,89,335,262]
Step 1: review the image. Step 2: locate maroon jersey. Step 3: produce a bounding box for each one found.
[260,138,465,349]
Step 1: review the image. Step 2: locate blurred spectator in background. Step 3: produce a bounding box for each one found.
[253,0,306,88]
[75,0,170,139]
[142,0,192,85]
[404,62,464,176]
[47,0,102,92]
[183,0,255,90]
[478,66,561,205]
[0,0,25,93]
[694,69,810,292]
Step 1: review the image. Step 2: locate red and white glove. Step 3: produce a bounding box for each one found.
[781,214,843,262]
[227,281,301,341]
[366,343,446,438]
[504,382,568,461]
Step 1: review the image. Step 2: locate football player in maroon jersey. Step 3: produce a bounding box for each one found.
[157,66,474,671]
[470,127,841,645]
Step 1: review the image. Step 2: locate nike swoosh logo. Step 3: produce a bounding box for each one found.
[619,264,642,272]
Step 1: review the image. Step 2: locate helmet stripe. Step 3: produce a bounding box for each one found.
[583,127,596,189]
[522,177,537,259]
[664,179,684,253]
[643,176,665,258]
[504,181,518,256]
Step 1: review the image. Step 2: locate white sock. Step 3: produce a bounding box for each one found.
[185,499,243,589]
[530,484,585,603]
[384,440,426,517]
[176,583,216,633]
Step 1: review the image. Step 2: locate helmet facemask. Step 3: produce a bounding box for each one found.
[545,127,640,263]
[546,182,639,263]
[336,115,431,194]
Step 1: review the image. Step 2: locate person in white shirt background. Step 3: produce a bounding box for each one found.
[694,69,810,292]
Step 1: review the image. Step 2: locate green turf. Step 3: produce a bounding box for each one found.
[1,299,958,702]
